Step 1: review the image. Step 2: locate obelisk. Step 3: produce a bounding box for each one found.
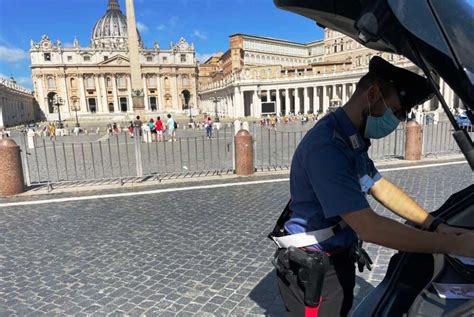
[125,0,144,111]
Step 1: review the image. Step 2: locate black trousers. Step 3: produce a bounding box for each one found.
[276,250,356,317]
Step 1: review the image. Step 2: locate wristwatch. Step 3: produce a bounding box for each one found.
[427,217,445,232]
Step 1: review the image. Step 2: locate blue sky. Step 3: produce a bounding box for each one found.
[0,0,324,90]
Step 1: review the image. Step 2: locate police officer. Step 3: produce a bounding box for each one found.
[272,57,474,316]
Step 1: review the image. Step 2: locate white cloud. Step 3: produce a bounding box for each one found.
[0,45,29,62]
[157,24,166,31]
[193,30,208,41]
[137,22,149,33]
[195,53,215,64]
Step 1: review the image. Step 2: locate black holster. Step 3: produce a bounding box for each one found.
[273,246,329,307]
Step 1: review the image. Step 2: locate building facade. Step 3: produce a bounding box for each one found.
[30,0,198,122]
[199,31,460,118]
[0,77,42,129]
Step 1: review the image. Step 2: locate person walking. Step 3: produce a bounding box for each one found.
[48,123,56,142]
[269,56,474,316]
[205,116,213,139]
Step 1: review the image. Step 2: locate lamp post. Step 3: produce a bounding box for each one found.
[53,95,64,129]
[210,93,221,122]
[71,104,80,128]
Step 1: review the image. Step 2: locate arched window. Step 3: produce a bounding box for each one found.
[106,77,112,88]
[70,77,76,88]
[164,77,170,88]
[47,77,56,89]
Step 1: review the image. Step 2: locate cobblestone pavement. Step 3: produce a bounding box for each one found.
[1,163,473,316]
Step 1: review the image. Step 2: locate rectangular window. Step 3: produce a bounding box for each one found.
[162,56,168,63]
[83,55,91,62]
[44,53,51,61]
[104,56,108,61]
[147,56,153,62]
[117,76,126,88]
[180,54,186,62]
[67,56,72,62]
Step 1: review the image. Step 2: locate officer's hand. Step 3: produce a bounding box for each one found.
[453,232,474,258]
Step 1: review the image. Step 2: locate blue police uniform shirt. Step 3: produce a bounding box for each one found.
[284,108,382,251]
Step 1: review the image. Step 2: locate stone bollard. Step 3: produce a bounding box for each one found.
[0,139,25,196]
[405,121,422,161]
[235,129,254,176]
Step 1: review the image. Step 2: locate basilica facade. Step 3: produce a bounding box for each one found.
[30,0,198,122]
[198,30,461,118]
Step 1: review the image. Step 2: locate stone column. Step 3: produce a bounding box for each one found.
[313,86,318,113]
[60,74,71,117]
[125,0,144,110]
[285,88,290,115]
[112,74,118,113]
[142,75,149,110]
[303,87,310,114]
[157,74,163,111]
[322,85,329,113]
[295,87,300,114]
[342,83,347,104]
[94,75,103,112]
[275,89,281,116]
[126,75,133,113]
[100,75,108,112]
[172,74,179,111]
[252,90,261,117]
[79,75,87,113]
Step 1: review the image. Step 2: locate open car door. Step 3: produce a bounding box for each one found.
[274,0,474,170]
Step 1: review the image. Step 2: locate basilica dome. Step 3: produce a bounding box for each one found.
[91,0,142,49]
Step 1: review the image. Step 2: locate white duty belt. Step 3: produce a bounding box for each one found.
[272,221,347,249]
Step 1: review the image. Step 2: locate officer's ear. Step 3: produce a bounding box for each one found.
[366,84,381,106]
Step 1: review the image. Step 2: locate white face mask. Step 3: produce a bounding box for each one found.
[364,95,400,139]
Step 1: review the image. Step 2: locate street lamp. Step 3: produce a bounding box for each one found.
[53,95,64,129]
[210,93,221,122]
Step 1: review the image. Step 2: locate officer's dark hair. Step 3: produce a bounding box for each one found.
[355,73,397,98]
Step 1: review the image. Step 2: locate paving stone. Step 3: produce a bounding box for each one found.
[1,163,472,316]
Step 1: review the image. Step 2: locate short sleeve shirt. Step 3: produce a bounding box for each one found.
[167,118,175,131]
[284,108,381,251]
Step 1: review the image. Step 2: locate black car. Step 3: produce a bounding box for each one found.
[274,0,474,315]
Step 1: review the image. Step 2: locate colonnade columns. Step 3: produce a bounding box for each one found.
[285,89,290,115]
[112,75,119,113]
[303,87,310,114]
[100,75,107,112]
[295,88,300,114]
[342,83,348,104]
[94,75,103,113]
[322,86,329,113]
[79,75,87,113]
[276,89,281,115]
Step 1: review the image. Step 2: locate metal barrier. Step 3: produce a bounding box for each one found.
[13,120,471,189]
[15,124,235,189]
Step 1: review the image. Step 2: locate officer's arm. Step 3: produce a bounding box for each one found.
[340,208,471,256]
[369,177,436,229]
